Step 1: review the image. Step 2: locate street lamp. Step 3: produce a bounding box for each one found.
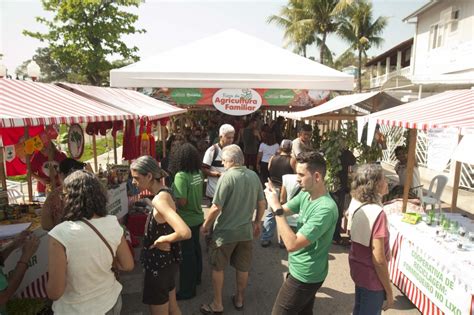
[27,60,41,81]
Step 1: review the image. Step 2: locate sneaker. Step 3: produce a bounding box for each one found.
[261,240,271,247]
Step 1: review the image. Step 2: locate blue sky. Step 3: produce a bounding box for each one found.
[0,0,426,75]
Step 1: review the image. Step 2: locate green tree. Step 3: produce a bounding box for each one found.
[267,0,314,57]
[302,0,341,65]
[337,0,387,91]
[16,47,70,82]
[23,0,145,86]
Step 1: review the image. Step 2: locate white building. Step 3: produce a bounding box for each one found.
[367,0,473,92]
[404,0,474,87]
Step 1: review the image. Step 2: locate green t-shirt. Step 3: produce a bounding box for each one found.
[172,171,204,227]
[286,192,338,284]
[212,166,264,246]
[0,267,8,314]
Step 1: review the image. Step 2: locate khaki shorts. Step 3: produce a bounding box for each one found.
[209,240,253,272]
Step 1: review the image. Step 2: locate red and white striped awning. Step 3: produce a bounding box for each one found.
[0,79,137,128]
[57,83,186,121]
[358,89,474,132]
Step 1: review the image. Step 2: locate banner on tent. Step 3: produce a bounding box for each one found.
[167,88,329,108]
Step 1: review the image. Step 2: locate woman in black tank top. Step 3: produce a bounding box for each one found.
[130,156,191,314]
[268,139,295,188]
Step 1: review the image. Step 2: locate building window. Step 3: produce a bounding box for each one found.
[450,9,460,32]
[430,24,442,49]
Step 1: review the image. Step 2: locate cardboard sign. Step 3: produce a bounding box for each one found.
[212,89,262,116]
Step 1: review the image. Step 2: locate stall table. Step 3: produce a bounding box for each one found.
[388,213,474,315]
[2,183,129,299]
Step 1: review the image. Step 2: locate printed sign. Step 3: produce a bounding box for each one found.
[427,128,458,171]
[67,124,85,159]
[4,229,49,298]
[106,182,128,219]
[212,89,262,116]
[398,240,472,315]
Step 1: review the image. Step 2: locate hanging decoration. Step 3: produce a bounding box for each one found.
[67,124,85,159]
[2,125,59,162]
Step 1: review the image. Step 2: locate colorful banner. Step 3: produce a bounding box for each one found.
[166,88,329,108]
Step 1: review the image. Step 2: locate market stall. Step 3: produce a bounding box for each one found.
[0,78,139,299]
[357,89,474,315]
[56,82,187,161]
[388,213,474,315]
[109,29,353,123]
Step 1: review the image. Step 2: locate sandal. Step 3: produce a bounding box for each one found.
[200,303,224,315]
[232,295,244,311]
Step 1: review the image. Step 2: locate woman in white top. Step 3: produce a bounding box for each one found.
[47,170,134,315]
[256,132,279,184]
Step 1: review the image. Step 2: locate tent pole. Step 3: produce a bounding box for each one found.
[113,134,118,165]
[451,134,463,212]
[0,146,7,190]
[162,125,167,158]
[92,134,98,173]
[48,144,56,190]
[402,129,417,212]
[24,126,33,202]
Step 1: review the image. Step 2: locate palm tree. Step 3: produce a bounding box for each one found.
[337,0,387,91]
[301,0,341,65]
[267,0,314,57]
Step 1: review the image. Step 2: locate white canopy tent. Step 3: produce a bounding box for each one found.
[110,29,353,91]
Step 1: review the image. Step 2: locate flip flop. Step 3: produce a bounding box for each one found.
[200,303,224,315]
[231,295,244,311]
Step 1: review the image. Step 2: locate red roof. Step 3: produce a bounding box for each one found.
[0,79,137,128]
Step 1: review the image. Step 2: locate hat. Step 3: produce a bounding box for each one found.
[280,139,292,151]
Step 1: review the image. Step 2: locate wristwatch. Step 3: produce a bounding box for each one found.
[273,208,284,217]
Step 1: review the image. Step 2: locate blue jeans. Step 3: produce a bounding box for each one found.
[353,285,385,315]
[261,211,276,241]
[261,187,279,242]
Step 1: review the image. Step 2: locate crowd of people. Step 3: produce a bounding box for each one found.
[0,113,398,315]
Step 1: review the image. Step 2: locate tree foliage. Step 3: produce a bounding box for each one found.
[267,0,315,57]
[337,0,387,91]
[23,0,145,86]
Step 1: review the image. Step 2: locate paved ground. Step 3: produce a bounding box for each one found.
[120,206,420,315]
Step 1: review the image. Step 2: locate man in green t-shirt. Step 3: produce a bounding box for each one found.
[264,151,338,315]
[200,145,266,314]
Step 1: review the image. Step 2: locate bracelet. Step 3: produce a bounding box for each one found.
[17,261,28,268]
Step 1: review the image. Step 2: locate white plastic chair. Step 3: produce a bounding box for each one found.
[421,175,448,212]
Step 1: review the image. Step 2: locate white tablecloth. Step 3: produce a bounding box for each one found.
[388,213,474,315]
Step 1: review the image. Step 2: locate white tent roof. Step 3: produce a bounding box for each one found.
[110,29,354,91]
[282,92,379,120]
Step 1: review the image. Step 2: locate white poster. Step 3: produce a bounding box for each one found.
[427,128,459,171]
[3,229,49,298]
[451,134,474,165]
[106,182,128,219]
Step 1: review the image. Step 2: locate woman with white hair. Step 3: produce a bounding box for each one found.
[347,164,392,315]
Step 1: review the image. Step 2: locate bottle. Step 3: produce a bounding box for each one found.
[98,164,104,177]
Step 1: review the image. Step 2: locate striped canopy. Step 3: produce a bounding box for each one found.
[0,79,137,128]
[358,89,474,132]
[57,83,186,121]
